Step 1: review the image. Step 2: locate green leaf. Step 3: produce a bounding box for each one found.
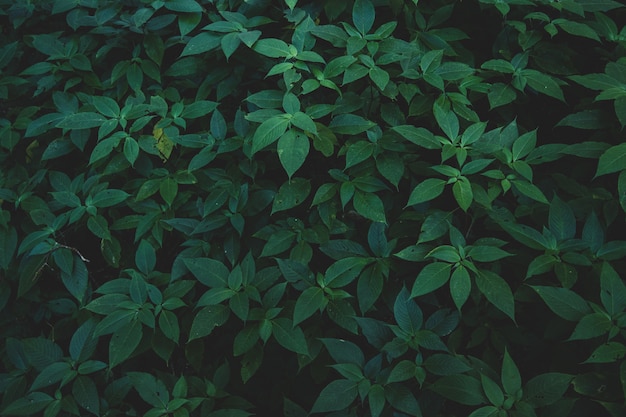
[135,240,156,275]
[253,38,292,58]
[556,110,610,129]
[394,287,423,335]
[501,348,522,396]
[384,384,421,416]
[357,265,384,313]
[164,0,202,12]
[271,178,311,214]
[407,178,446,206]
[251,115,290,155]
[368,384,386,417]
[481,375,504,407]
[329,114,376,135]
[353,190,386,223]
[159,310,180,343]
[90,189,129,208]
[523,373,572,407]
[57,112,107,129]
[127,372,169,408]
[345,141,374,169]
[530,285,591,321]
[72,375,99,415]
[429,374,487,405]
[548,195,576,241]
[277,130,310,179]
[61,256,88,303]
[391,125,440,149]
[411,262,452,297]
[468,246,512,262]
[109,319,142,368]
[387,360,418,383]
[600,262,626,316]
[320,338,365,367]
[181,32,221,57]
[183,258,229,287]
[568,312,612,340]
[596,143,626,177]
[522,69,565,101]
[488,83,516,109]
[583,342,626,363]
[233,325,259,356]
[475,270,515,321]
[294,287,326,325]
[352,0,375,35]
[30,361,72,391]
[449,265,471,311]
[311,379,358,413]
[452,177,473,211]
[271,317,309,355]
[511,179,549,204]
[188,305,229,341]
[2,392,54,416]
[324,257,371,288]
[260,229,296,257]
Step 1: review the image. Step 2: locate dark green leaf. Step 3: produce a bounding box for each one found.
[523,373,572,407]
[475,270,515,321]
[411,262,452,297]
[311,379,358,413]
[530,285,591,321]
[429,374,487,405]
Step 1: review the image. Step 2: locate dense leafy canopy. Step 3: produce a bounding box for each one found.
[1,0,626,416]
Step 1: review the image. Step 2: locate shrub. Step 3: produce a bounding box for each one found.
[1,0,626,416]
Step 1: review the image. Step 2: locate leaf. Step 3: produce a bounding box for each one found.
[396,287,423,333]
[2,392,54,416]
[548,195,576,241]
[429,374,487,405]
[475,270,515,322]
[481,375,504,407]
[452,177,473,211]
[61,256,88,303]
[488,83,516,109]
[530,286,591,321]
[135,239,156,275]
[600,262,626,316]
[352,0,375,35]
[407,178,446,206]
[183,258,229,287]
[57,112,107,129]
[511,179,549,204]
[253,38,292,58]
[277,130,310,179]
[251,115,291,155]
[90,189,130,208]
[523,373,573,407]
[583,342,626,364]
[164,0,202,12]
[324,257,371,288]
[329,114,376,135]
[72,375,100,415]
[391,125,440,149]
[271,178,310,214]
[260,230,296,257]
[522,69,565,101]
[357,265,384,313]
[127,372,169,408]
[384,384,421,416]
[411,262,452,298]
[310,379,358,413]
[568,312,611,340]
[109,319,142,368]
[449,265,471,311]
[320,338,365,367]
[181,32,221,57]
[501,348,522,396]
[596,143,626,177]
[556,109,610,129]
[293,287,326,325]
[368,384,386,417]
[353,190,386,223]
[188,305,229,341]
[271,318,309,355]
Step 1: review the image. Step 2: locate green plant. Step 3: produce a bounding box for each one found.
[1,0,626,416]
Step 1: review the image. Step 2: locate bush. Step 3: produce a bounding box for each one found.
[1,0,626,416]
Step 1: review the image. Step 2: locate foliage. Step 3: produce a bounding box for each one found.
[1,0,626,416]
